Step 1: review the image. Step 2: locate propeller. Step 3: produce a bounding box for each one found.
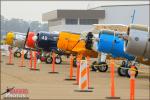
[24,27,30,48]
[32,35,38,41]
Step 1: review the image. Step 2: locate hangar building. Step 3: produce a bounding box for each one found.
[42,4,149,33]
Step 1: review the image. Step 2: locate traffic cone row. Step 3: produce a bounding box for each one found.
[4,49,136,100]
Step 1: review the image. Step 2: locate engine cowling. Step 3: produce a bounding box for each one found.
[25,32,36,48]
[124,24,150,59]
[97,30,135,61]
[5,32,15,45]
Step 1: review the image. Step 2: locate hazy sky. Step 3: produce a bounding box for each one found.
[1,1,149,23]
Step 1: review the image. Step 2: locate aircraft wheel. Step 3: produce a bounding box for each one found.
[46,56,53,64]
[91,61,97,71]
[97,62,108,72]
[40,56,46,62]
[117,66,127,76]
[55,55,62,64]
[126,66,138,78]
[24,52,30,60]
[14,52,21,58]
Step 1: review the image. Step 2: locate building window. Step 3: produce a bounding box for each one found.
[79,19,98,25]
[65,19,78,25]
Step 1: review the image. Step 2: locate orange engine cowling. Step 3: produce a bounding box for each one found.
[57,31,98,58]
[25,32,36,48]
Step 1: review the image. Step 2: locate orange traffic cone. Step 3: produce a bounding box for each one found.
[86,56,94,89]
[130,66,136,100]
[30,51,40,71]
[6,46,14,65]
[65,54,76,81]
[19,49,26,67]
[106,59,120,99]
[29,50,33,69]
[48,52,58,74]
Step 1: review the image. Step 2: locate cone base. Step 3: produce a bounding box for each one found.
[74,89,93,92]
[64,78,76,81]
[88,87,94,89]
[6,63,14,65]
[106,97,120,99]
[48,72,59,74]
[19,66,26,67]
[73,83,78,85]
[30,68,40,71]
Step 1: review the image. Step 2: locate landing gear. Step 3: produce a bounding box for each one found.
[91,61,98,71]
[46,55,62,64]
[55,55,62,64]
[97,62,108,72]
[14,52,21,58]
[46,56,53,64]
[117,61,138,78]
[117,61,127,76]
[91,61,108,72]
[14,48,21,58]
[24,50,30,59]
[126,66,138,78]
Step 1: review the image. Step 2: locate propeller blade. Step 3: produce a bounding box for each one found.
[24,27,30,48]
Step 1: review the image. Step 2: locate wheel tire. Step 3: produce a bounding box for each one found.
[40,56,45,62]
[126,66,138,78]
[117,66,127,76]
[91,61,97,71]
[97,62,108,72]
[24,52,30,60]
[55,56,62,64]
[46,57,53,64]
[73,58,77,67]
[122,61,126,66]
[14,52,21,58]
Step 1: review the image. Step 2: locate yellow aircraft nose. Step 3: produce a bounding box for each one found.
[5,32,15,45]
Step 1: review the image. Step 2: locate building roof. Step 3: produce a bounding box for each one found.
[89,4,149,10]
[42,10,105,21]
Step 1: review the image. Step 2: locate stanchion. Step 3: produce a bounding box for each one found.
[86,56,94,89]
[19,49,26,67]
[74,56,92,92]
[73,54,82,85]
[30,51,40,71]
[106,59,120,99]
[130,66,136,100]
[48,52,58,74]
[65,54,76,81]
[6,46,14,65]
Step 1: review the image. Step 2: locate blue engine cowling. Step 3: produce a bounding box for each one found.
[36,31,58,52]
[97,30,135,61]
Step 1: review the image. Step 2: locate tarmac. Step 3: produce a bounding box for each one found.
[1,55,150,100]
